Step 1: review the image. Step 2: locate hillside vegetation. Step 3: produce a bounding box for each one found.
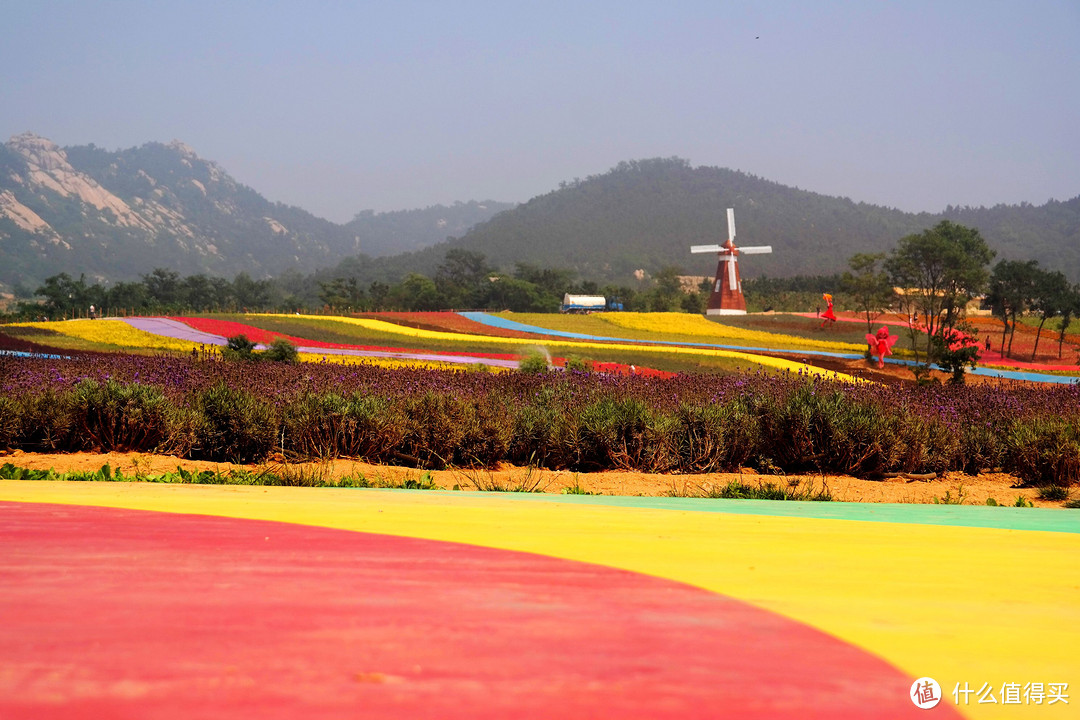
[339,158,1080,286]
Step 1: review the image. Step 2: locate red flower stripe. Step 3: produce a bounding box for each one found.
[170,317,521,361]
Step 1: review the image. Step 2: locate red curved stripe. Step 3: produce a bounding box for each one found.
[171,316,521,360]
[0,502,959,719]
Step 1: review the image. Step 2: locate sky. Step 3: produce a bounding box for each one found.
[2,1,1078,223]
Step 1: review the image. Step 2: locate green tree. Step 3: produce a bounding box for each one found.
[648,266,685,312]
[986,260,1038,357]
[1028,268,1072,361]
[482,275,552,312]
[840,253,894,332]
[105,281,149,313]
[318,277,366,311]
[1055,284,1080,360]
[35,273,91,318]
[886,221,994,365]
[389,273,442,311]
[368,281,390,311]
[231,272,271,310]
[142,268,182,308]
[435,249,490,308]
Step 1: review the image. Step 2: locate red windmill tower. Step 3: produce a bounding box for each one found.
[691,208,772,315]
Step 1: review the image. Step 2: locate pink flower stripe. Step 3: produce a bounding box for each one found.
[169,317,522,361]
[591,361,675,379]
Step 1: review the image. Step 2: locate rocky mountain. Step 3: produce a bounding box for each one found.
[0,133,511,291]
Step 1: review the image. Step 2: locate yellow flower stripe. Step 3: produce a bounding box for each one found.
[295,353,506,372]
[280,315,863,383]
[10,319,200,353]
[596,312,866,352]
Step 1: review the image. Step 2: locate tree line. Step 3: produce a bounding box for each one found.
[5,250,708,320]
[8,221,1078,376]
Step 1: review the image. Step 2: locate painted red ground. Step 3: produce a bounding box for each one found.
[0,502,953,719]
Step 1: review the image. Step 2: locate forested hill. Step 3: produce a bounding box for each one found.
[342,158,1080,285]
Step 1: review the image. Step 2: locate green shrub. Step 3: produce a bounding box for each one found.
[67,379,175,452]
[18,391,73,450]
[263,338,299,363]
[1037,484,1071,501]
[1005,418,1080,487]
[563,355,591,372]
[194,383,277,462]
[672,401,759,473]
[0,396,21,450]
[398,392,510,469]
[281,392,404,461]
[518,351,550,374]
[223,334,258,361]
[576,396,673,471]
[509,387,575,468]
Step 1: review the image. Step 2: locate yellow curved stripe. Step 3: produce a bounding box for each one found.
[3,481,1073,719]
[11,318,200,353]
[597,311,866,353]
[284,314,863,382]
[294,352,485,371]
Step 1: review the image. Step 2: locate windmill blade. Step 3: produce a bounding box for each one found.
[739,246,773,255]
[727,208,736,244]
[727,255,737,287]
[690,245,723,254]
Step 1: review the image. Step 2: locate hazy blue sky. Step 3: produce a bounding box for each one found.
[3,1,1077,222]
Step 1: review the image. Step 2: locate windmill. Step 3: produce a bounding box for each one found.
[690,208,772,315]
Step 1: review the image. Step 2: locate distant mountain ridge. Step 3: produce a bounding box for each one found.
[361,157,1078,285]
[2,136,1077,293]
[0,133,511,291]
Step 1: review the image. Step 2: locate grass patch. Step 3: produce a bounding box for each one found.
[670,476,832,501]
[0,461,436,489]
[1037,484,1071,502]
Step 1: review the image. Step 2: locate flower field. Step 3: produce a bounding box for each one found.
[7,319,200,354]
[1,350,1078,486]
[586,312,866,353]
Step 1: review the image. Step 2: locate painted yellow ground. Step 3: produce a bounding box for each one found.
[3,480,1077,718]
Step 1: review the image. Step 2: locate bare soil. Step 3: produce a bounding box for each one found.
[1,449,1063,508]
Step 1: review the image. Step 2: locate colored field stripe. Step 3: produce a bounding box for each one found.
[320,315,862,381]
[1,502,947,719]
[2,481,1076,718]
[465,312,1080,384]
[461,310,862,358]
[122,317,522,369]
